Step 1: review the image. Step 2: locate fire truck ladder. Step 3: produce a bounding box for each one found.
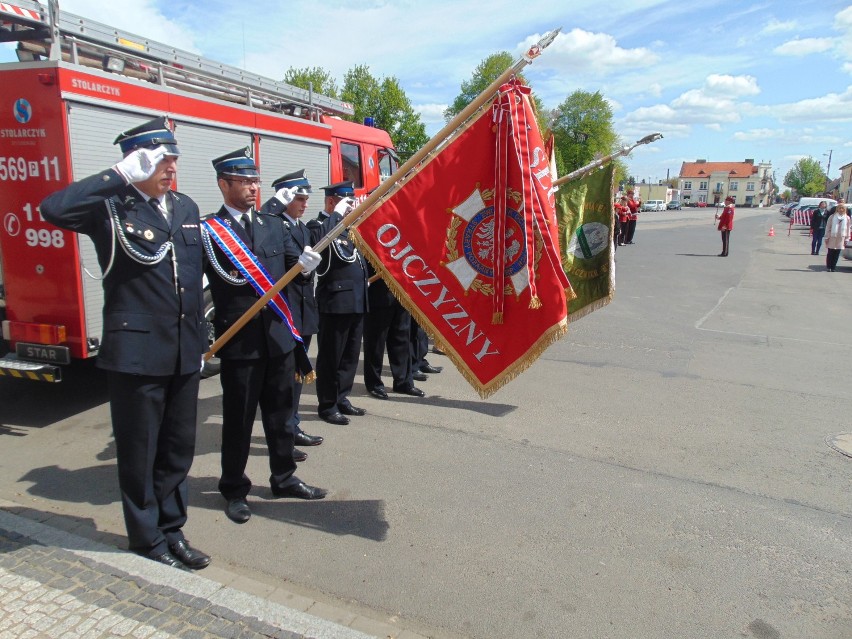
[0,0,355,119]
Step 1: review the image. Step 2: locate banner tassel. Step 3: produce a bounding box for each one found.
[492,311,504,324]
[296,371,316,384]
[529,296,542,309]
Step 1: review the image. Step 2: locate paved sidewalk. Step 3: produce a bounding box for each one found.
[0,506,380,639]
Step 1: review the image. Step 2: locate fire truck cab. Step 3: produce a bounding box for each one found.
[0,0,398,381]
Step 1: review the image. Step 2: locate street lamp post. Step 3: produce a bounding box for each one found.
[824,150,833,196]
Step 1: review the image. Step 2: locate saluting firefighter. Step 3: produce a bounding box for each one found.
[259,169,324,449]
[202,148,327,526]
[306,181,369,426]
[40,116,211,572]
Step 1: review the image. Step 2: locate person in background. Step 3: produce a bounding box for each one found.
[363,263,424,399]
[204,148,327,526]
[307,182,369,426]
[624,189,641,244]
[259,170,324,453]
[809,200,830,256]
[615,195,630,247]
[824,202,849,272]
[41,116,210,571]
[715,196,735,257]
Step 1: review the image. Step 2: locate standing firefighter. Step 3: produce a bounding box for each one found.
[40,116,211,571]
[307,181,369,425]
[202,149,327,526]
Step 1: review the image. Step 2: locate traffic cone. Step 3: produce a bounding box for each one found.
[768,226,775,237]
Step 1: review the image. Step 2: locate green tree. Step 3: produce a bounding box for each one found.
[342,65,428,162]
[444,52,545,127]
[784,157,826,197]
[444,52,514,121]
[341,64,382,124]
[549,90,618,178]
[375,77,429,161]
[282,66,339,99]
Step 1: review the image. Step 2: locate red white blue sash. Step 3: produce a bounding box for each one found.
[203,216,312,376]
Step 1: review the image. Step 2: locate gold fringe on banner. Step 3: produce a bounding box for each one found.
[353,232,568,399]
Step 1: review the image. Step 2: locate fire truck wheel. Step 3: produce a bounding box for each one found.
[201,290,220,378]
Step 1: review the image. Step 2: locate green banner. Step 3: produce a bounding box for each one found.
[554,163,615,320]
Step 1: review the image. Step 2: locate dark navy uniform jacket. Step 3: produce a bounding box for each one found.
[203,207,301,360]
[259,197,319,336]
[41,169,205,376]
[306,210,368,315]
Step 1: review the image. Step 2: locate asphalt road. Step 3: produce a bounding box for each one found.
[1,205,850,639]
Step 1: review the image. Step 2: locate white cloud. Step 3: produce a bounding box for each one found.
[413,103,448,130]
[703,74,760,97]
[773,37,834,56]
[518,29,659,74]
[835,6,852,30]
[733,128,788,142]
[757,86,852,122]
[760,18,798,35]
[58,0,201,54]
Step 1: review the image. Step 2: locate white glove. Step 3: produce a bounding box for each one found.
[333,197,356,216]
[274,186,297,206]
[298,245,321,273]
[112,146,168,183]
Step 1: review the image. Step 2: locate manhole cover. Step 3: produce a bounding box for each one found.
[825,432,852,458]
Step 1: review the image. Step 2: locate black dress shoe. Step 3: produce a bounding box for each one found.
[293,448,307,462]
[294,431,323,446]
[169,539,211,570]
[271,481,328,500]
[225,497,251,524]
[150,551,191,571]
[368,387,389,400]
[419,363,443,374]
[338,404,366,416]
[393,384,425,397]
[321,412,350,425]
[412,371,428,382]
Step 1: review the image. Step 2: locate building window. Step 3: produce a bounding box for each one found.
[699,181,708,190]
[746,182,755,191]
[729,182,738,191]
[683,181,692,190]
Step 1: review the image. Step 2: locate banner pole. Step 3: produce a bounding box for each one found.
[552,132,663,188]
[205,28,561,360]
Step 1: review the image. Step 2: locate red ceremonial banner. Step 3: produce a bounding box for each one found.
[353,80,573,398]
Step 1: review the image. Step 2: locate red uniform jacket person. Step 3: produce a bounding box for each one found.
[717,204,734,231]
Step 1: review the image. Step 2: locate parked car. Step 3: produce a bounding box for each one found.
[696,201,707,207]
[642,199,665,212]
[666,200,681,210]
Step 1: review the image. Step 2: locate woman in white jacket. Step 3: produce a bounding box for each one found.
[824,203,849,272]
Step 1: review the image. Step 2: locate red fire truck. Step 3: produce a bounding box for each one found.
[0,0,398,381]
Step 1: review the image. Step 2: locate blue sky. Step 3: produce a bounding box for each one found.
[3,0,851,190]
